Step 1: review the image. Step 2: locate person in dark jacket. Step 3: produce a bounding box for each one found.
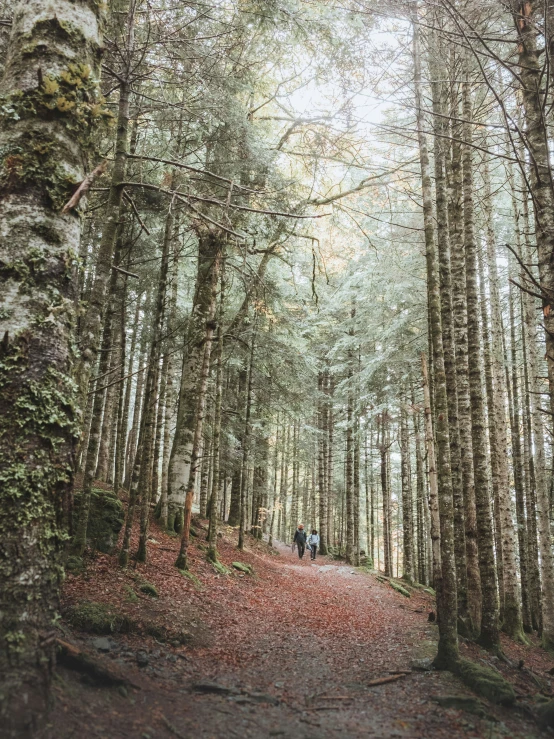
[293,524,307,559]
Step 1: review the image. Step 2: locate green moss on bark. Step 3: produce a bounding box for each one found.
[453,658,515,706]
[73,487,124,554]
[0,61,112,208]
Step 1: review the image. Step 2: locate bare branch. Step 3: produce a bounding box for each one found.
[61,160,107,214]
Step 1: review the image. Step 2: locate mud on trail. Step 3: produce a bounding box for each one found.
[49,524,552,738]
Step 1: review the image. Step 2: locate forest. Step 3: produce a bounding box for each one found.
[3,0,554,735]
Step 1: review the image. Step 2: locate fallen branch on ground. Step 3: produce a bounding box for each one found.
[366,674,406,687]
[162,716,187,739]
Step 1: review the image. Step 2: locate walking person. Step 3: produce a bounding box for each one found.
[293,524,307,559]
[308,529,319,560]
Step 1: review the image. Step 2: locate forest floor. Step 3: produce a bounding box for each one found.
[47,518,554,739]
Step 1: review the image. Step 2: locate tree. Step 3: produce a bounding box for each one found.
[0,0,103,729]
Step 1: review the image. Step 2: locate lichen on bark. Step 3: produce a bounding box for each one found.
[0,0,103,733]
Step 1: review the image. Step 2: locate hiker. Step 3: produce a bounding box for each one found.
[308,529,319,560]
[293,524,307,559]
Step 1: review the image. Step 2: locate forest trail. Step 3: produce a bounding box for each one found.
[52,526,548,739]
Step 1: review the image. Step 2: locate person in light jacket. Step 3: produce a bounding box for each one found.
[308,529,320,560]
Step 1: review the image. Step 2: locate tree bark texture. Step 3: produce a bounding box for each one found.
[167,232,222,533]
[0,0,103,729]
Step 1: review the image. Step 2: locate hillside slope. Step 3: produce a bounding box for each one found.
[48,522,552,738]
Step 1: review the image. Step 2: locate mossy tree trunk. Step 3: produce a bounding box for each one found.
[0,0,103,730]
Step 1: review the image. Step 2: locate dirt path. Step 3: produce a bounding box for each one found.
[51,529,549,738]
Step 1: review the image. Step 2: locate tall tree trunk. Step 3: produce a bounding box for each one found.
[152,350,168,505]
[379,413,392,577]
[124,303,149,490]
[345,391,355,565]
[401,402,413,583]
[447,77,482,634]
[415,23,459,667]
[74,262,120,553]
[512,0,554,648]
[252,430,269,540]
[478,223,504,616]
[114,279,132,494]
[268,421,281,548]
[95,317,119,483]
[227,367,246,528]
[76,8,133,403]
[510,296,532,633]
[160,367,173,528]
[521,317,543,632]
[134,204,172,563]
[432,63,469,632]
[238,319,256,551]
[462,75,500,651]
[353,415,361,567]
[421,355,442,606]
[175,308,219,570]
[326,375,335,550]
[0,0,102,726]
[318,371,329,553]
[75,5,136,559]
[413,394,427,585]
[167,232,222,533]
[365,424,373,565]
[290,422,300,534]
[207,266,226,561]
[486,155,525,640]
